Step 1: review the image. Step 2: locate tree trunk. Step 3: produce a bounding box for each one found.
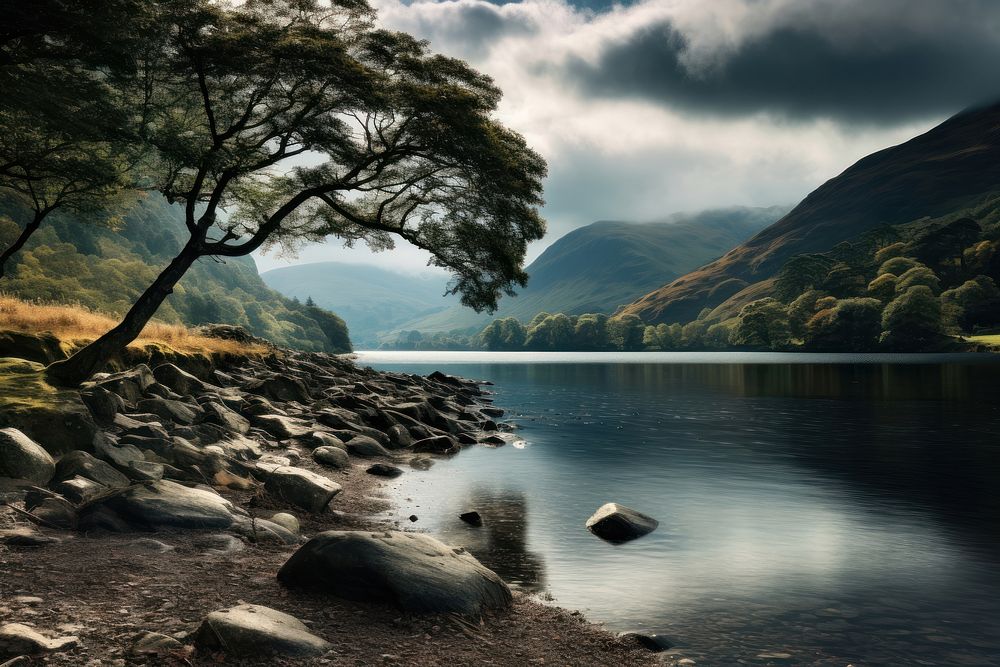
[0,211,45,278]
[45,239,202,386]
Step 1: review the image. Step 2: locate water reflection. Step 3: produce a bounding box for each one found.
[425,487,546,592]
[365,354,1000,666]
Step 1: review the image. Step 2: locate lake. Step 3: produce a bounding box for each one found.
[356,351,1000,666]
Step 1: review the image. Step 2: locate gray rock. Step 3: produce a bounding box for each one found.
[345,436,390,458]
[193,532,245,556]
[411,435,459,455]
[252,414,313,440]
[80,479,244,531]
[136,397,202,426]
[269,512,300,534]
[94,365,155,404]
[80,386,126,423]
[301,431,346,451]
[26,498,76,530]
[130,631,183,656]
[264,466,341,513]
[244,375,311,403]
[54,450,130,489]
[94,432,146,468]
[53,476,110,505]
[153,363,211,395]
[366,463,403,478]
[231,518,300,545]
[277,531,512,616]
[0,428,55,485]
[481,406,505,418]
[386,424,413,449]
[0,623,79,658]
[120,460,165,482]
[194,604,331,657]
[202,402,251,435]
[585,503,659,543]
[312,446,349,469]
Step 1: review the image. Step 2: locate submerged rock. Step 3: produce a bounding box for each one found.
[277,530,512,616]
[586,503,659,543]
[616,631,674,652]
[459,511,483,526]
[194,604,331,657]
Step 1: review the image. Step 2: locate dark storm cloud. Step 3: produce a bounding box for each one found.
[563,2,1000,123]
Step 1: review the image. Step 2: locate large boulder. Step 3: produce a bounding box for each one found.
[80,386,126,423]
[244,376,311,403]
[585,503,659,543]
[411,435,459,455]
[0,428,55,484]
[54,450,130,489]
[80,480,245,531]
[262,466,341,513]
[277,531,512,616]
[194,604,331,657]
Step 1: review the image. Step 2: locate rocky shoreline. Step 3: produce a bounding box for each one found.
[0,347,665,665]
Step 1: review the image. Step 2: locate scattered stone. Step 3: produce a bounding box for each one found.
[136,397,202,426]
[194,604,331,657]
[201,402,251,435]
[80,480,245,531]
[411,435,459,455]
[345,436,391,458]
[0,528,62,547]
[459,511,483,526]
[52,476,108,505]
[480,406,505,418]
[80,386,126,423]
[54,450,130,489]
[408,515,418,522]
[0,428,56,485]
[385,424,412,449]
[586,503,659,543]
[312,446,349,469]
[93,365,155,404]
[193,532,245,557]
[0,623,79,658]
[152,363,211,395]
[263,466,341,513]
[252,414,313,440]
[269,512,300,534]
[366,463,403,478]
[130,631,183,657]
[277,531,512,616]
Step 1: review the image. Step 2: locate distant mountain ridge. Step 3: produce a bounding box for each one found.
[261,262,453,347]
[621,101,1000,324]
[395,206,786,334]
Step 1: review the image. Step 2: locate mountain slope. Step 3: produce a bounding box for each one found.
[399,206,785,334]
[621,101,1000,323]
[261,262,453,347]
[0,195,351,352]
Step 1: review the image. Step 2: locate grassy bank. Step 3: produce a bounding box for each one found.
[0,294,270,357]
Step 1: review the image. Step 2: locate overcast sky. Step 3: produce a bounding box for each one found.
[254,0,1000,275]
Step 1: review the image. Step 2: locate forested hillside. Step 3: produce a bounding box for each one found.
[622,102,1000,324]
[0,195,351,352]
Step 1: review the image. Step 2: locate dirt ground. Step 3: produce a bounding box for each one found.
[0,462,664,666]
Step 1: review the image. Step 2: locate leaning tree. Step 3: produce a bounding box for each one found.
[47,0,547,384]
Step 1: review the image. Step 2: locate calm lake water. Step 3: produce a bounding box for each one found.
[356,351,1000,666]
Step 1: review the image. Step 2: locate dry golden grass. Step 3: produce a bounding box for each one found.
[0,294,268,356]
